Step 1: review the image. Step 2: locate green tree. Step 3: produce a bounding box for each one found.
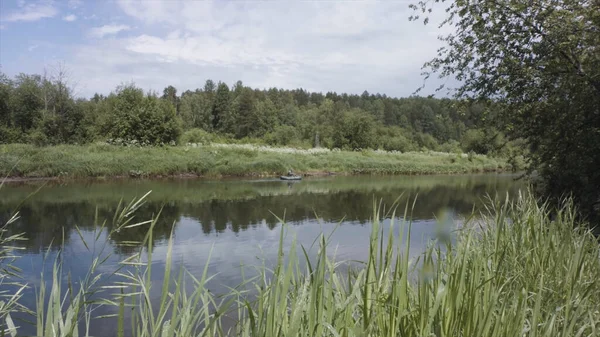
[332,109,376,150]
[310,99,340,147]
[461,129,488,154]
[264,125,299,146]
[11,74,43,132]
[203,80,216,94]
[378,127,415,152]
[162,85,179,112]
[233,87,257,138]
[413,0,600,220]
[104,84,182,144]
[137,96,182,144]
[293,89,310,106]
[232,80,244,98]
[0,73,12,127]
[370,99,385,123]
[255,98,278,134]
[179,92,212,131]
[278,104,298,126]
[0,69,521,157]
[104,84,144,141]
[42,100,86,144]
[414,132,439,151]
[212,82,230,131]
[383,100,398,126]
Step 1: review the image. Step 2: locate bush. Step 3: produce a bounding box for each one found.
[439,140,462,154]
[237,137,266,145]
[507,154,526,172]
[181,128,213,145]
[0,125,25,144]
[461,129,490,154]
[264,125,299,146]
[27,128,49,147]
[468,150,476,162]
[414,132,439,151]
[332,110,376,150]
[381,135,414,152]
[41,115,61,145]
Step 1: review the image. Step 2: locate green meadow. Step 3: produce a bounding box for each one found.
[0,143,510,180]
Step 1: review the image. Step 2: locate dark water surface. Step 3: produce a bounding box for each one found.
[1,174,525,335]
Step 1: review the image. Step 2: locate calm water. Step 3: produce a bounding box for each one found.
[1,174,525,336]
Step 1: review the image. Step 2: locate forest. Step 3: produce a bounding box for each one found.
[0,71,520,158]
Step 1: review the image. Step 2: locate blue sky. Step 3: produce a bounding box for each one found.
[0,0,452,98]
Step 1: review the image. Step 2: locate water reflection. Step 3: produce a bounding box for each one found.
[0,174,525,336]
[1,174,524,253]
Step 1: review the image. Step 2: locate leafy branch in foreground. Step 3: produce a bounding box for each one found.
[410,0,600,222]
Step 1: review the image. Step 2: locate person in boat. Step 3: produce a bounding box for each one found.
[287,169,294,177]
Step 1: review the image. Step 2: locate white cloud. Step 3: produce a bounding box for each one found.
[62,14,77,22]
[89,24,131,38]
[1,1,58,22]
[68,0,83,9]
[28,44,39,52]
[65,0,453,97]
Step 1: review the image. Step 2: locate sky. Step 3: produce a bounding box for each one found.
[0,0,453,98]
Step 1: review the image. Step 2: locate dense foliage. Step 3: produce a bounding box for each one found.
[411,0,600,221]
[0,71,521,156]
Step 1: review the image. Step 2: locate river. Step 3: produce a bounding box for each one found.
[0,174,525,336]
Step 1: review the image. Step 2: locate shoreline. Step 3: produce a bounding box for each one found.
[1,169,511,185]
[1,170,340,184]
[1,143,512,184]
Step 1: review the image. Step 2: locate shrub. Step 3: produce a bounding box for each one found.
[27,128,49,147]
[264,125,299,146]
[468,150,476,162]
[0,125,25,144]
[414,132,439,151]
[181,128,213,145]
[381,135,414,152]
[461,129,490,154]
[332,110,376,150]
[40,115,61,145]
[237,137,266,145]
[439,139,462,154]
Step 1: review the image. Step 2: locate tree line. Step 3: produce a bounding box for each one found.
[0,71,517,157]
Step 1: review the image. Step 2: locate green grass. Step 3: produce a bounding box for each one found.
[2,191,600,336]
[0,143,509,179]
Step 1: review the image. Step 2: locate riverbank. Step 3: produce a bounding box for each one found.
[0,143,510,180]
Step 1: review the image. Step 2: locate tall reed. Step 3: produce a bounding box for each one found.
[0,212,27,336]
[227,194,600,337]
